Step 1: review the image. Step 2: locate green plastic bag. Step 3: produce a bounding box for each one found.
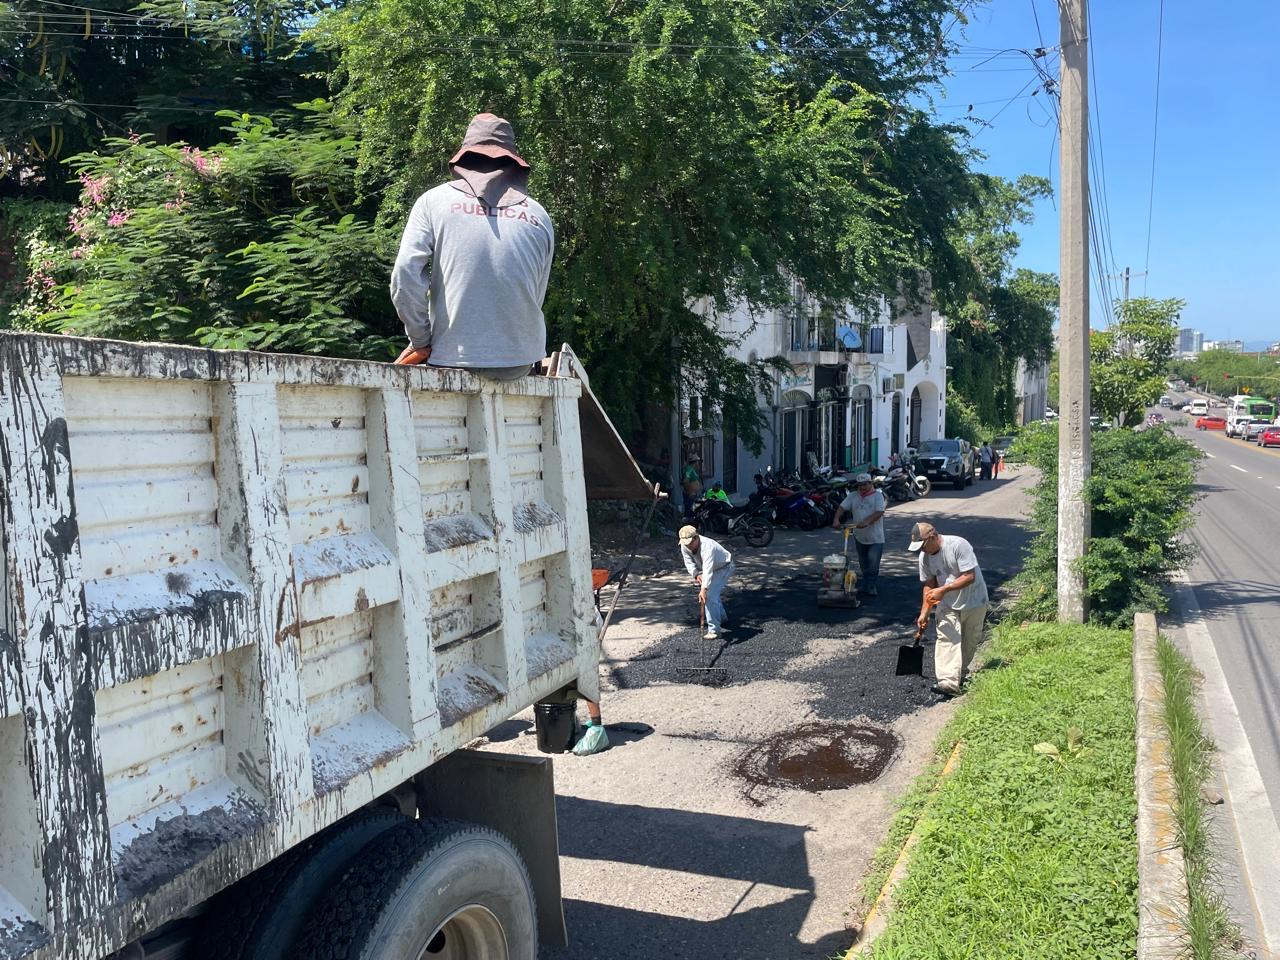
[572,722,610,756]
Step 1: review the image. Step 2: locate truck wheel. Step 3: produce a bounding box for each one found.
[300,819,536,960]
[196,807,406,960]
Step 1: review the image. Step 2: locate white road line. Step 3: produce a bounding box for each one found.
[1231,464,1248,473]
[1205,452,1216,458]
[1172,574,1280,956]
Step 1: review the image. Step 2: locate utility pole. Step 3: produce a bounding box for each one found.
[1057,0,1090,624]
[1108,266,1148,304]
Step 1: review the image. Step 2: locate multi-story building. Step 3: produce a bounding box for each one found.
[678,281,947,493]
[1176,327,1203,357]
[1014,358,1049,424]
[1204,339,1244,353]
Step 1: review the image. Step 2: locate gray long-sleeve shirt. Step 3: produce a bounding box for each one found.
[390,180,554,369]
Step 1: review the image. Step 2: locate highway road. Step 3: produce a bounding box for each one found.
[1161,396,1280,956]
[1166,401,1280,815]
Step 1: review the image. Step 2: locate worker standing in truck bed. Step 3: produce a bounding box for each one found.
[390,113,555,378]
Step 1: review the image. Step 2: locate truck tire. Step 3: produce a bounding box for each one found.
[196,807,406,960]
[298,819,537,960]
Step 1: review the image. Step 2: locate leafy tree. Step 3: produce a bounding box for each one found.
[1170,349,1280,404]
[941,174,1057,437]
[315,0,976,449]
[1090,296,1181,426]
[0,0,329,203]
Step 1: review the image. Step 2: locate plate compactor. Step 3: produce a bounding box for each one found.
[817,527,861,608]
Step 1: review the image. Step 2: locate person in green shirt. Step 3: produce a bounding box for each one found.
[681,454,703,517]
[706,482,731,504]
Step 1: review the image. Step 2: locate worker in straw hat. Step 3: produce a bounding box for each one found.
[908,521,989,697]
[390,113,554,379]
[677,525,734,640]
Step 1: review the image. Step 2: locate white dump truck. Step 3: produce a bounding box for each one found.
[0,332,652,960]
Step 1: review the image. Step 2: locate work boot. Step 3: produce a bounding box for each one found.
[930,683,960,698]
[704,630,719,641]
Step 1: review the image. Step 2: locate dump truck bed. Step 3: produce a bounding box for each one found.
[0,333,610,959]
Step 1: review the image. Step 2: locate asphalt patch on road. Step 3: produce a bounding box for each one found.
[732,721,900,806]
[606,508,1030,729]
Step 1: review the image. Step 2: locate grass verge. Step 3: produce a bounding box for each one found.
[1154,635,1240,959]
[858,622,1138,960]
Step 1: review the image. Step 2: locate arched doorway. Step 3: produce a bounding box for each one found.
[909,381,941,447]
[891,392,902,457]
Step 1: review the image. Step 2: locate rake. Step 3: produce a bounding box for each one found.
[673,599,730,686]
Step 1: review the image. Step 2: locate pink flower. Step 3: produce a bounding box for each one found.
[79,173,109,207]
[107,210,131,227]
[71,247,86,259]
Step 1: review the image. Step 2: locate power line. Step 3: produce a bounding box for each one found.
[1142,0,1165,294]
[0,94,237,113]
[1029,0,1046,50]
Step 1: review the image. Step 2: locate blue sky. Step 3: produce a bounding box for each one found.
[937,1,1280,343]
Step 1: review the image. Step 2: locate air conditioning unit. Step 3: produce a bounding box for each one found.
[881,377,894,395]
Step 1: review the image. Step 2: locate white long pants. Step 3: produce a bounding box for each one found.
[935,604,988,692]
[704,562,734,634]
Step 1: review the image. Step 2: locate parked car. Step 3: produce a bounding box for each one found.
[1244,418,1274,442]
[992,436,1016,458]
[916,438,977,490]
[1146,412,1166,426]
[1195,415,1227,431]
[1159,395,1172,407]
[1258,425,1280,449]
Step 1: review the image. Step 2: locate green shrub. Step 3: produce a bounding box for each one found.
[0,198,73,329]
[1008,421,1201,627]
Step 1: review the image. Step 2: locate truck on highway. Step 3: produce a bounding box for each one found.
[0,332,651,960]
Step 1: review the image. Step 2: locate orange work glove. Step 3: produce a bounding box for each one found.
[394,345,432,366]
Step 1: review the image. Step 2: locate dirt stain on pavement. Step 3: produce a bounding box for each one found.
[732,721,899,805]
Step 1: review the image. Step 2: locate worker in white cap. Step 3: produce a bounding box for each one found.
[908,521,989,697]
[831,472,886,597]
[677,525,734,640]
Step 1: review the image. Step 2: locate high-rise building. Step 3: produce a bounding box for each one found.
[1177,327,1203,357]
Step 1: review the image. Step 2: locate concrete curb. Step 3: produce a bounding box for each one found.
[844,740,964,958]
[1133,611,1189,960]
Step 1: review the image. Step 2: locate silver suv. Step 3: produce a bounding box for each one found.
[917,438,977,490]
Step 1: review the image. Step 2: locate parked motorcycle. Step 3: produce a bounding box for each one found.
[692,492,775,547]
[754,471,823,531]
[872,454,931,502]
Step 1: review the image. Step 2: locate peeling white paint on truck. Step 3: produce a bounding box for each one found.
[0,333,600,960]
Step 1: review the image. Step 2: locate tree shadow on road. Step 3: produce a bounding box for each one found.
[546,796,852,960]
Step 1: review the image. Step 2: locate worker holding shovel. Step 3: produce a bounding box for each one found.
[678,526,734,640]
[908,521,989,697]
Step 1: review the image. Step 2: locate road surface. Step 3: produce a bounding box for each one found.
[1161,397,1280,957]
[1167,404,1280,814]
[478,470,1035,959]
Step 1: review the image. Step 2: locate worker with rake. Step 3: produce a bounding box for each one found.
[678,525,734,640]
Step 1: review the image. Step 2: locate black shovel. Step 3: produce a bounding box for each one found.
[895,621,926,676]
